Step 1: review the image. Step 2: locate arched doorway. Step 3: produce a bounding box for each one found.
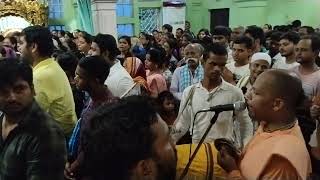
[0,0,48,35]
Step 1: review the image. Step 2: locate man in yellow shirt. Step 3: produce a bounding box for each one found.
[18,26,77,138]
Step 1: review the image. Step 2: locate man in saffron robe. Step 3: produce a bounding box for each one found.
[218,70,312,180]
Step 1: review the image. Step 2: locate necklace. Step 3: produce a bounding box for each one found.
[263,120,296,133]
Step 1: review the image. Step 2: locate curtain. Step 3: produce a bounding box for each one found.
[77,0,94,34]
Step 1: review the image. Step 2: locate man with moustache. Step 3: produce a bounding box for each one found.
[237,52,271,95]
[273,31,300,70]
[170,43,204,100]
[172,43,252,148]
[18,26,76,138]
[292,35,320,176]
[226,36,253,83]
[0,58,66,180]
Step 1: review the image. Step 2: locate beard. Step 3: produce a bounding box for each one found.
[281,51,294,58]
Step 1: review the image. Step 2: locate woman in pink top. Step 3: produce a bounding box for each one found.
[145,48,167,98]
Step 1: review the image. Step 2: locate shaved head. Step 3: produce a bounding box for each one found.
[257,70,305,110]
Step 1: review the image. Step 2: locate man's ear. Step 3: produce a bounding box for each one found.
[272,98,285,112]
[31,43,37,54]
[132,159,155,179]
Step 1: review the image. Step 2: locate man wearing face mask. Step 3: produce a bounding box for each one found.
[170,43,204,100]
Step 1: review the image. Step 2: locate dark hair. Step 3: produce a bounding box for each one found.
[245,25,265,45]
[152,29,159,33]
[0,57,33,88]
[82,96,158,179]
[203,42,228,60]
[6,36,17,47]
[79,31,93,44]
[56,52,78,79]
[274,25,291,33]
[212,26,231,37]
[280,31,300,44]
[162,24,173,33]
[66,31,74,39]
[52,36,68,52]
[158,91,175,104]
[164,32,175,40]
[264,24,272,30]
[199,36,213,49]
[157,91,178,114]
[0,35,4,42]
[164,38,177,50]
[197,28,210,39]
[300,26,315,35]
[301,35,320,52]
[93,33,120,60]
[182,33,193,42]
[233,35,253,49]
[78,56,111,84]
[140,32,151,40]
[66,38,77,51]
[66,39,83,59]
[140,32,153,51]
[22,25,54,57]
[118,35,133,59]
[12,31,22,38]
[270,31,283,42]
[118,35,132,48]
[59,30,66,36]
[147,47,165,67]
[292,20,302,28]
[176,28,184,33]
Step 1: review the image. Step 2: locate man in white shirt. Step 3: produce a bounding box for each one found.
[89,34,138,98]
[172,43,253,148]
[268,31,286,68]
[273,31,300,70]
[237,52,271,94]
[212,26,234,63]
[226,36,252,83]
[170,43,204,100]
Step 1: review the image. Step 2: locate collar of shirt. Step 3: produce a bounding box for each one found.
[272,52,283,61]
[0,100,40,143]
[227,45,232,53]
[109,60,121,75]
[195,79,229,92]
[33,58,54,71]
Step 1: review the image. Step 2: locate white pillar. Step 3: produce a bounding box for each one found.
[91,0,117,37]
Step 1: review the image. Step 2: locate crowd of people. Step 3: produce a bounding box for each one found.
[0,19,319,179]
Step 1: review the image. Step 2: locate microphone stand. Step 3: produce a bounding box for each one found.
[179,110,222,180]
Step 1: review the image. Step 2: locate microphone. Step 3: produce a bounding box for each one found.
[198,101,247,113]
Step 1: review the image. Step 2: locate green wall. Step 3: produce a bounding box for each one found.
[186,0,320,33]
[49,0,78,31]
[57,0,320,34]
